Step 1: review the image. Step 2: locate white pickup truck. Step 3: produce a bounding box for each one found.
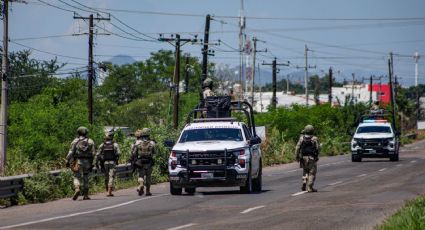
[167,98,262,195]
[351,118,400,162]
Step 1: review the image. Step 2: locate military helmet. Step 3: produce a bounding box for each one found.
[105,131,114,140]
[77,126,89,136]
[303,125,314,135]
[141,128,151,137]
[202,78,213,88]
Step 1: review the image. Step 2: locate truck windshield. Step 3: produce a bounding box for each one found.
[179,128,243,143]
[357,126,392,134]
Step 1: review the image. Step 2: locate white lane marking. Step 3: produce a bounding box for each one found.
[410,160,417,163]
[378,168,387,172]
[166,223,198,230]
[357,174,367,177]
[0,194,168,230]
[240,205,266,214]
[287,169,299,173]
[328,181,343,186]
[396,164,403,167]
[291,191,307,196]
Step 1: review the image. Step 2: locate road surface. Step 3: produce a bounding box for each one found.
[1,139,424,230]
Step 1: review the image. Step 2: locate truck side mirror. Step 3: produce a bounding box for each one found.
[249,136,261,145]
[164,140,175,149]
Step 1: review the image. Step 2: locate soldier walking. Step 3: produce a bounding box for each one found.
[295,125,320,192]
[96,132,121,197]
[202,78,215,99]
[66,126,96,200]
[130,128,156,196]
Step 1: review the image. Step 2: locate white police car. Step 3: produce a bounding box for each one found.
[351,119,400,162]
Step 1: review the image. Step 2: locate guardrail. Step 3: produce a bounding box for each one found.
[0,164,134,205]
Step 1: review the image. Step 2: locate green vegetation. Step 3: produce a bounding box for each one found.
[376,195,425,230]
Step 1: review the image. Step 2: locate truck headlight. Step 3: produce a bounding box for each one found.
[351,139,358,148]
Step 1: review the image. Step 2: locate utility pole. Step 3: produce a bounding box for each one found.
[297,45,315,105]
[184,55,190,93]
[414,52,421,129]
[74,13,110,124]
[351,73,356,101]
[239,0,246,88]
[201,14,210,85]
[388,52,397,131]
[328,67,333,104]
[1,0,9,174]
[286,75,290,94]
[159,34,197,129]
[369,75,373,106]
[263,57,289,109]
[250,37,266,105]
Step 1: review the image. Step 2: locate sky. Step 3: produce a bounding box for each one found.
[3,0,425,86]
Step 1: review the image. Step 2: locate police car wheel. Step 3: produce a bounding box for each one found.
[170,182,182,195]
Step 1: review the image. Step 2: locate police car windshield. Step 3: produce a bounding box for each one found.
[357,126,392,134]
[179,128,243,143]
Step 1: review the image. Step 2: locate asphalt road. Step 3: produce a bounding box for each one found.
[1,139,424,230]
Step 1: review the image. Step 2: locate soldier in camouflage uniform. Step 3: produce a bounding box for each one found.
[96,132,121,197]
[202,78,215,99]
[66,126,96,200]
[295,125,320,193]
[130,128,156,196]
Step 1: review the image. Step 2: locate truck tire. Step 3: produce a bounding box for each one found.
[240,164,253,194]
[252,163,262,192]
[390,154,399,161]
[185,187,196,195]
[352,154,362,162]
[170,182,182,195]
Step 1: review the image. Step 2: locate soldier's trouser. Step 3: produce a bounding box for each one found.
[302,156,317,190]
[73,162,92,195]
[103,162,116,188]
[137,164,153,191]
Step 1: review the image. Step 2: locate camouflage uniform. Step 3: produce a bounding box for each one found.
[96,133,121,197]
[130,128,156,196]
[66,127,96,200]
[295,125,320,192]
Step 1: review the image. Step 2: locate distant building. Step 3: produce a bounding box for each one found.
[332,83,390,105]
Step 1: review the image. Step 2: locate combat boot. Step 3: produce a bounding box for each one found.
[307,188,317,193]
[145,187,152,196]
[72,187,80,201]
[301,183,306,191]
[83,189,91,200]
[107,187,114,197]
[137,188,144,196]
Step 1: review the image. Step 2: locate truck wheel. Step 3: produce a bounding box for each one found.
[185,187,196,195]
[352,155,362,162]
[390,154,399,161]
[170,182,182,195]
[252,164,262,192]
[240,165,252,194]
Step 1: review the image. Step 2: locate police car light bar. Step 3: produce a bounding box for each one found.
[363,119,388,123]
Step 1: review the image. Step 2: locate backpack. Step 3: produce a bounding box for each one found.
[135,140,153,165]
[102,141,116,161]
[75,138,92,158]
[300,135,317,156]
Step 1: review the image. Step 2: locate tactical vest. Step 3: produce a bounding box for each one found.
[75,138,92,158]
[136,140,153,164]
[300,135,317,156]
[102,141,116,161]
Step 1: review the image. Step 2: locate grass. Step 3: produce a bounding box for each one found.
[376,195,425,230]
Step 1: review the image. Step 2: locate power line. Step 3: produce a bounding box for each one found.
[12,34,77,41]
[10,41,87,60]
